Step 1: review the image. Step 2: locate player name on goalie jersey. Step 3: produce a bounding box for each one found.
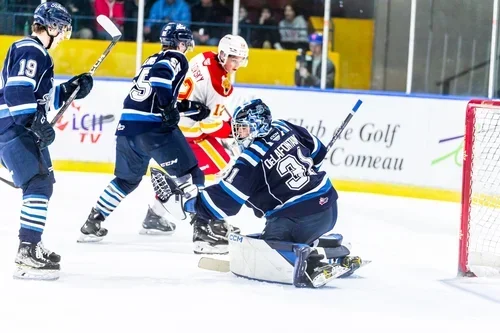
[263,135,300,169]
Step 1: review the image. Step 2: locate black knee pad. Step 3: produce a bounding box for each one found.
[113,177,141,195]
[22,174,54,199]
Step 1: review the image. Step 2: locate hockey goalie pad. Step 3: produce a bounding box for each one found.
[150,167,198,221]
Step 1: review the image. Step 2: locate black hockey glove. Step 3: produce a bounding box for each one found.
[177,100,211,121]
[29,111,55,150]
[159,101,180,128]
[59,73,93,101]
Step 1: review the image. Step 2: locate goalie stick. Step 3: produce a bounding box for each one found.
[198,256,372,276]
[0,15,121,189]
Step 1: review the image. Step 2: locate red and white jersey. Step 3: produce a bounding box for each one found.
[178,51,233,141]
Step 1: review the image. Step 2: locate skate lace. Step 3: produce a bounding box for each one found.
[35,243,50,262]
[38,242,52,256]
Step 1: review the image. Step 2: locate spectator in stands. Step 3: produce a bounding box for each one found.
[145,0,191,41]
[294,33,335,88]
[65,0,94,39]
[191,0,231,46]
[238,5,252,43]
[278,4,309,50]
[252,6,282,49]
[94,0,125,39]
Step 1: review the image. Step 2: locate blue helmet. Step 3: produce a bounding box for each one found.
[232,99,272,146]
[34,2,72,39]
[309,32,323,45]
[160,22,194,52]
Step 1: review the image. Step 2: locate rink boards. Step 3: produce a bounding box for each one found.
[48,78,470,202]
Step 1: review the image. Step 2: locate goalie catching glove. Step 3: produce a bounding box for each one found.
[150,167,198,220]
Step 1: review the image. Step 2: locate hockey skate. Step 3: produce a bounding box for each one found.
[192,215,240,255]
[294,247,349,288]
[14,242,60,280]
[78,208,108,243]
[139,206,176,235]
[39,241,61,263]
[337,256,371,278]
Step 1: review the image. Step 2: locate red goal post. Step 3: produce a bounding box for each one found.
[459,99,500,277]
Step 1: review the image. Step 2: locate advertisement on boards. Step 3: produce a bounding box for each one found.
[48,79,470,192]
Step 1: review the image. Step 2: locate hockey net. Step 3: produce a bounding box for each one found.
[460,99,500,277]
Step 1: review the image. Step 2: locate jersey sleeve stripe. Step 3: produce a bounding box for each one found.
[240,152,259,166]
[200,191,227,220]
[310,133,320,158]
[156,60,175,74]
[272,121,289,133]
[120,109,163,122]
[250,142,269,155]
[0,105,10,119]
[15,41,47,56]
[220,181,248,204]
[149,77,172,89]
[6,76,36,88]
[9,103,37,115]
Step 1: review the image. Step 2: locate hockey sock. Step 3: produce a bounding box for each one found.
[19,195,49,244]
[95,180,127,217]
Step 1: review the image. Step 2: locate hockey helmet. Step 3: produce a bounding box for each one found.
[218,34,249,67]
[160,22,194,53]
[34,2,72,40]
[232,99,272,146]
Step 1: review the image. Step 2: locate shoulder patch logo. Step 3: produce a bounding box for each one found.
[270,132,280,141]
[221,75,232,95]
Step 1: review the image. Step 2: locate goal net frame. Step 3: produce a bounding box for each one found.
[459,99,500,277]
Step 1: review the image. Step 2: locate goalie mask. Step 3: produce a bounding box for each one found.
[232,99,272,147]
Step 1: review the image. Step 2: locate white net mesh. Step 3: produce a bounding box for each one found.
[467,106,500,276]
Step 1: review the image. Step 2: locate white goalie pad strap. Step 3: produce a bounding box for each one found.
[228,234,295,284]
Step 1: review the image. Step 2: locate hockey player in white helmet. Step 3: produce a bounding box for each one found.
[140,34,249,255]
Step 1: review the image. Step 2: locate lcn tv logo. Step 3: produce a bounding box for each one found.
[55,102,104,144]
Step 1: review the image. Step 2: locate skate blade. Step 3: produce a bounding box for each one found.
[311,265,351,288]
[77,233,104,243]
[193,241,228,255]
[13,265,59,281]
[138,228,175,236]
[339,259,372,278]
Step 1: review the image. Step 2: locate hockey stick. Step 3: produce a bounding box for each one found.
[326,99,363,153]
[0,16,122,189]
[50,15,122,127]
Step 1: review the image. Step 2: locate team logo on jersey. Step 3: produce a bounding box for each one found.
[319,197,329,206]
[221,76,232,95]
[270,132,281,142]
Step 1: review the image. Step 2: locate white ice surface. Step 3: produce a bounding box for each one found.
[1,172,500,333]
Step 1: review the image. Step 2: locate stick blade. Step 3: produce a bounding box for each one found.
[198,257,230,272]
[96,15,122,39]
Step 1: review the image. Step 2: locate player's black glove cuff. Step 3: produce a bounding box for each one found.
[159,102,180,128]
[29,111,55,150]
[178,100,211,121]
[59,73,93,101]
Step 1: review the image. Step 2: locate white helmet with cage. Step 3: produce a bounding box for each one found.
[218,34,249,67]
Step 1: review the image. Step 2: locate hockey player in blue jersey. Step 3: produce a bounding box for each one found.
[152,98,363,287]
[78,22,211,242]
[0,2,93,280]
